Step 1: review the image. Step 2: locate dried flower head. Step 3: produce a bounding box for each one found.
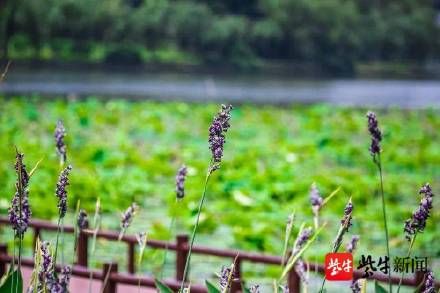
[77,209,88,230]
[208,104,233,171]
[423,271,435,293]
[175,165,188,199]
[121,203,138,231]
[346,235,360,253]
[366,111,382,158]
[38,241,53,291]
[219,265,233,292]
[332,199,354,252]
[249,285,261,293]
[404,183,434,241]
[292,227,312,256]
[310,183,323,213]
[55,165,72,218]
[8,151,31,236]
[350,279,362,293]
[54,120,67,164]
[341,199,353,229]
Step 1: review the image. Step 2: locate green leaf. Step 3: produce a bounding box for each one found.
[205,280,221,293]
[374,281,388,293]
[0,269,23,292]
[155,279,174,293]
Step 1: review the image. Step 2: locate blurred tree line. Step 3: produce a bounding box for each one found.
[0,0,439,73]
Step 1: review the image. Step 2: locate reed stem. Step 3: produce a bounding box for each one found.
[377,155,392,293]
[179,169,212,292]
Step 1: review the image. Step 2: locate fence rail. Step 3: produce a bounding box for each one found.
[0,217,436,292]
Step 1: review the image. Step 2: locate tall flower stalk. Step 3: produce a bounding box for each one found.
[396,183,434,293]
[179,104,233,292]
[161,165,187,278]
[8,150,31,292]
[54,120,67,165]
[136,232,148,293]
[53,165,72,267]
[366,111,391,292]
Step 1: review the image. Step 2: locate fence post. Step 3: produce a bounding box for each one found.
[102,263,118,293]
[0,244,7,279]
[128,242,135,274]
[77,222,89,266]
[231,257,242,293]
[288,269,301,293]
[176,234,189,282]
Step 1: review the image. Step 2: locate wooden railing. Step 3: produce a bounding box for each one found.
[0,217,437,293]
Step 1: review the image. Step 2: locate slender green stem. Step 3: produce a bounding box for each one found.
[377,155,392,293]
[16,236,22,293]
[179,170,212,292]
[53,216,62,268]
[161,211,177,279]
[11,237,16,293]
[61,218,65,265]
[396,233,417,293]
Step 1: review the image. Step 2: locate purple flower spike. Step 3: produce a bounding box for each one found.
[8,151,31,237]
[208,104,233,172]
[121,203,138,230]
[54,120,67,163]
[56,165,72,218]
[77,209,88,230]
[249,285,260,293]
[293,227,312,256]
[404,183,434,241]
[346,235,360,253]
[423,271,435,293]
[219,265,232,292]
[366,111,382,158]
[175,165,188,199]
[310,183,323,213]
[341,199,353,230]
[59,265,72,290]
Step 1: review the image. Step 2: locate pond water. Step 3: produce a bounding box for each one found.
[1,67,440,108]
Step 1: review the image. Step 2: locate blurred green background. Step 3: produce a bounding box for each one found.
[0,98,438,263]
[1,0,440,74]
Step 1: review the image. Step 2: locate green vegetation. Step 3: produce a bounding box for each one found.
[1,0,439,73]
[0,96,438,266]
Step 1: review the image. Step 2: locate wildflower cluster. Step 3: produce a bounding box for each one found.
[404,183,434,241]
[8,151,31,237]
[77,209,88,230]
[208,104,233,171]
[346,235,360,253]
[54,120,67,163]
[121,203,138,230]
[175,165,187,199]
[55,165,72,218]
[366,111,382,158]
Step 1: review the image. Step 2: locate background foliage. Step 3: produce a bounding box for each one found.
[1,0,439,72]
[0,97,438,267]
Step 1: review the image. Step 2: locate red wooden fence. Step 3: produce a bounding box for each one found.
[0,217,436,293]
